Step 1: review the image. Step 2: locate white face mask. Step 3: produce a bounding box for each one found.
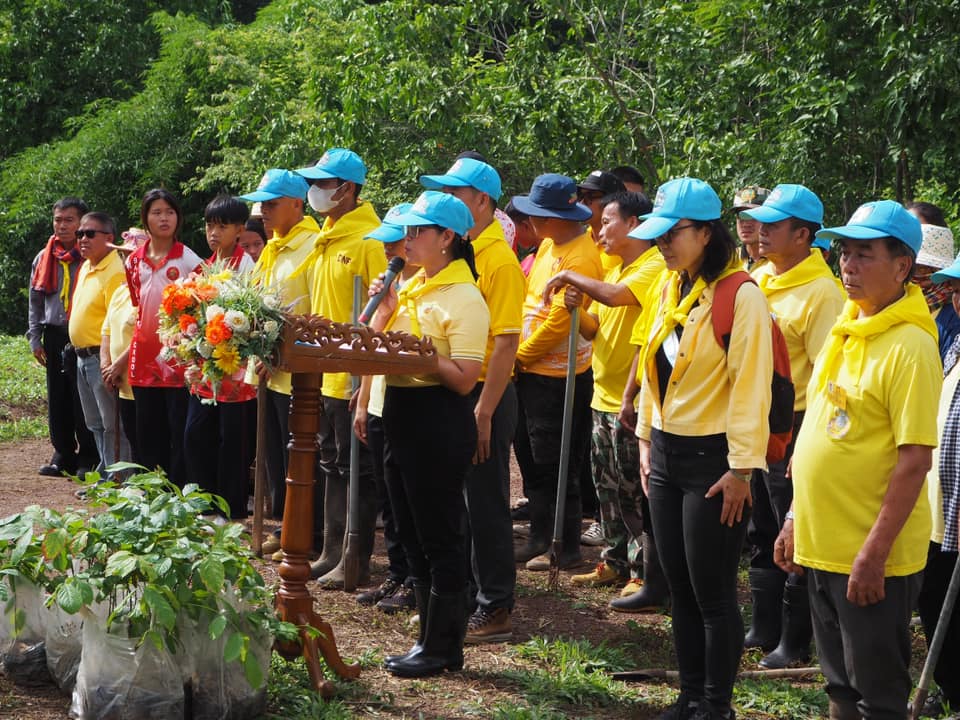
[308,183,343,213]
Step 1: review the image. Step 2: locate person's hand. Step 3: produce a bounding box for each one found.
[773,519,804,575]
[255,358,271,380]
[473,408,492,464]
[101,360,124,390]
[32,347,46,366]
[348,386,360,413]
[847,549,886,607]
[638,438,651,496]
[618,401,637,434]
[353,404,368,445]
[705,470,753,527]
[541,271,570,305]
[563,285,583,313]
[368,273,398,326]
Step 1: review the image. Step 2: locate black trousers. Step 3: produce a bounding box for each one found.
[184,395,255,519]
[368,413,409,583]
[42,325,97,472]
[383,385,476,593]
[132,385,188,487]
[465,381,518,612]
[917,542,960,708]
[119,397,139,465]
[648,429,748,714]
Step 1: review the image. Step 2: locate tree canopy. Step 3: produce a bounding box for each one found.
[1,0,958,332]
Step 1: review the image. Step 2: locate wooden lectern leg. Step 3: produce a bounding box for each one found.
[274,370,361,694]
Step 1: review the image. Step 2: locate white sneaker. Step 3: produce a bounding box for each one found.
[580,521,604,547]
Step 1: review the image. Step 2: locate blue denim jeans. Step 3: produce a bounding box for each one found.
[76,353,129,475]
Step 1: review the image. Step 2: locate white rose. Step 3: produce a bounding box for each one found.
[263,320,279,336]
[205,304,225,322]
[224,310,250,333]
[198,341,214,359]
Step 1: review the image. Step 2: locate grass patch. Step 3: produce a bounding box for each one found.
[733,678,828,719]
[0,336,46,441]
[264,654,377,719]
[503,637,642,710]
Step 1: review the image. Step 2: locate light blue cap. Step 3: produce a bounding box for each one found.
[421,158,502,201]
[628,177,721,241]
[816,200,922,255]
[931,250,960,284]
[295,148,367,185]
[391,191,475,237]
[238,169,308,202]
[365,203,413,243]
[742,184,824,226]
[811,235,832,250]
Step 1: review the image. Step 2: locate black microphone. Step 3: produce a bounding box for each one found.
[359,256,405,324]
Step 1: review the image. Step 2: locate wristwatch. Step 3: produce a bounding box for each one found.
[732,469,751,482]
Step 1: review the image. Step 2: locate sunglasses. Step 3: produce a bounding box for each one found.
[406,224,442,238]
[656,223,698,245]
[75,229,111,239]
[577,191,604,203]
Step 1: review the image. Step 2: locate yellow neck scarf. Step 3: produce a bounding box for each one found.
[641,259,741,372]
[756,248,836,295]
[59,261,72,313]
[253,215,321,283]
[816,283,938,392]
[288,201,380,280]
[387,259,477,337]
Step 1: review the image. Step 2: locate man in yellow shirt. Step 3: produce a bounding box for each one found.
[739,184,844,668]
[422,156,526,643]
[68,212,127,477]
[294,148,384,584]
[240,168,317,555]
[731,186,769,271]
[511,174,602,571]
[776,201,940,720]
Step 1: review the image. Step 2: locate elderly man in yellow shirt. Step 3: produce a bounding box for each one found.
[294,148,384,584]
[739,184,844,669]
[776,201,940,720]
[511,174,603,572]
[68,212,128,477]
[240,169,317,556]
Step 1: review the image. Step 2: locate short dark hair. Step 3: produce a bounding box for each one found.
[455,150,487,163]
[53,197,89,216]
[204,194,250,225]
[610,165,645,187]
[905,201,947,228]
[788,218,821,245]
[697,219,738,282]
[883,236,916,281]
[244,218,267,243]
[81,211,115,237]
[140,188,183,241]
[503,198,529,222]
[601,191,653,219]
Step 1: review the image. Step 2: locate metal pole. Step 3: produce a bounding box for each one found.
[342,276,363,591]
[549,305,580,590]
[911,549,960,719]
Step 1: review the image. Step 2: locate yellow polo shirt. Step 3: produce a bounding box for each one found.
[591,246,665,413]
[385,261,490,388]
[752,250,844,411]
[516,232,602,376]
[101,283,136,400]
[305,202,384,400]
[253,216,321,395]
[636,271,773,470]
[792,295,940,576]
[68,250,125,349]
[471,221,525,381]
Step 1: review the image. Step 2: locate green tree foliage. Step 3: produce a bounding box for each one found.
[1,0,958,333]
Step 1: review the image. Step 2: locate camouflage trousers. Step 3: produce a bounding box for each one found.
[590,410,644,577]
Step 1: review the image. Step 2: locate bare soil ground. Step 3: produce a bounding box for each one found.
[0,438,833,719]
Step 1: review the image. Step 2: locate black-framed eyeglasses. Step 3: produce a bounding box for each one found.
[406,224,442,238]
[656,223,697,245]
[75,229,110,239]
[577,190,604,203]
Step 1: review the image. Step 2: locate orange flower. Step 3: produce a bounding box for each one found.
[161,284,194,315]
[205,316,233,345]
[178,314,196,332]
[194,283,219,302]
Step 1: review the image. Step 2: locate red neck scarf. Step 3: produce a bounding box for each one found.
[206,243,246,270]
[31,235,81,294]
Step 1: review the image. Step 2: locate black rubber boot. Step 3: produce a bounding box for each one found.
[760,582,812,668]
[609,533,670,613]
[743,568,785,651]
[513,488,552,563]
[309,478,347,578]
[385,582,430,668]
[387,588,467,678]
[828,697,861,720]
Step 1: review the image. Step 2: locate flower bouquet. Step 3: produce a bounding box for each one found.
[157,263,286,403]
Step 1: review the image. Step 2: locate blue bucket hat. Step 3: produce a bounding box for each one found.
[815,200,922,255]
[742,184,824,225]
[391,191,475,237]
[295,148,367,185]
[238,169,308,202]
[627,177,721,241]
[420,158,502,201]
[365,202,413,243]
[510,174,592,221]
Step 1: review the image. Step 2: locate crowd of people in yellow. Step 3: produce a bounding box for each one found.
[25,148,960,720]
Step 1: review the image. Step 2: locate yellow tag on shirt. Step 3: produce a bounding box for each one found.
[826,381,847,411]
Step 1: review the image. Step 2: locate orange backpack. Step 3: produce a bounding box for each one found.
[711,272,795,464]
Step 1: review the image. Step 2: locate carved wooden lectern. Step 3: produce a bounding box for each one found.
[271,315,437,697]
